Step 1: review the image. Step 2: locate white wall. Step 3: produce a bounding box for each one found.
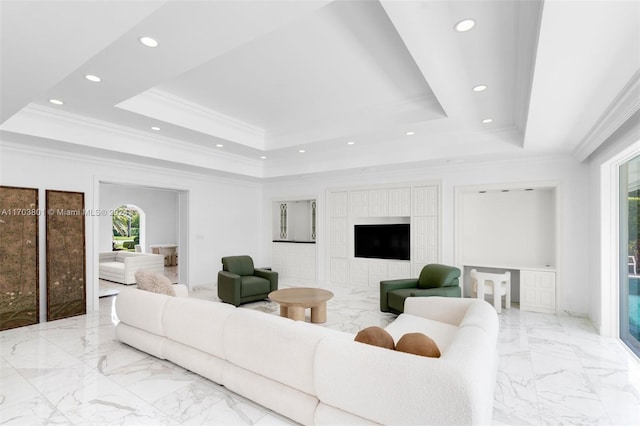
[262,155,591,316]
[99,183,178,253]
[459,188,555,268]
[0,140,264,313]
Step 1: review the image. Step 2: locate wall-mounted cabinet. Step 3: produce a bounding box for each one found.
[327,183,440,288]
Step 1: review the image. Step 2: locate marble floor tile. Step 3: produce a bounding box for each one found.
[1,282,639,425]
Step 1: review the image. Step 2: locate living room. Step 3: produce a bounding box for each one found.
[1,0,639,424]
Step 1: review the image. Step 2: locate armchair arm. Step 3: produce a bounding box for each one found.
[379,279,418,312]
[217,271,242,306]
[255,268,278,292]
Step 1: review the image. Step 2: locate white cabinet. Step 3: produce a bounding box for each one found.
[347,259,411,288]
[327,183,440,287]
[520,269,556,313]
[330,217,348,258]
[350,190,369,217]
[389,187,411,216]
[272,242,316,284]
[330,191,348,218]
[369,189,389,217]
[413,186,438,217]
[330,258,349,284]
[412,216,438,263]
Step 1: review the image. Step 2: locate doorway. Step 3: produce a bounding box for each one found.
[96,182,189,300]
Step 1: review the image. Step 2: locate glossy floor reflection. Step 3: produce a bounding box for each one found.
[1,282,638,425]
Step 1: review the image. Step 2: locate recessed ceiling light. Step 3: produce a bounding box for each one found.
[479,190,487,194]
[405,131,415,136]
[299,149,306,153]
[216,144,223,148]
[472,85,487,92]
[347,141,355,145]
[260,156,267,159]
[481,118,493,124]
[49,99,63,105]
[85,74,101,82]
[139,36,159,48]
[454,19,475,32]
[151,126,161,131]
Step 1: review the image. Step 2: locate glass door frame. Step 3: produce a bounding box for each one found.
[620,158,640,356]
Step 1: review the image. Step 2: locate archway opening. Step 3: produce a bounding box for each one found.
[111,204,145,252]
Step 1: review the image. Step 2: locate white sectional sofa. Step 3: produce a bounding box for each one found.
[99,251,165,284]
[115,287,499,425]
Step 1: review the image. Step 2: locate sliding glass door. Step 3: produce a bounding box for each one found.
[621,155,640,357]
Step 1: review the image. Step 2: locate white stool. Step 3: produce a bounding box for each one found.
[470,269,511,313]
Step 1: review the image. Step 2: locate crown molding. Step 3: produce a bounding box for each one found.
[0,137,263,187]
[573,69,640,162]
[116,88,266,149]
[0,104,265,177]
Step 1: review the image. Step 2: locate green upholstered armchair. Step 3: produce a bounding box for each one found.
[380,263,461,314]
[217,255,278,306]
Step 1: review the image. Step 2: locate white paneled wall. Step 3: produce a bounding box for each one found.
[327,182,440,288]
[272,242,316,284]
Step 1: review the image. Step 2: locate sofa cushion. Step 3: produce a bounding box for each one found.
[314,334,465,425]
[384,313,458,352]
[223,308,339,395]
[223,255,255,276]
[240,276,270,297]
[135,271,175,296]
[163,297,235,359]
[115,288,169,336]
[99,261,124,273]
[354,326,395,350]
[396,333,441,358]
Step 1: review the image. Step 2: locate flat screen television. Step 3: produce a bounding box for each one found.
[354,224,410,261]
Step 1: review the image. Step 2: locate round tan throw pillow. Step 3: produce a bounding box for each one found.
[135,270,176,296]
[354,326,395,350]
[396,333,441,358]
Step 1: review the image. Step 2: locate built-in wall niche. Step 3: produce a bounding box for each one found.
[272,199,316,242]
[459,186,556,268]
[457,185,558,312]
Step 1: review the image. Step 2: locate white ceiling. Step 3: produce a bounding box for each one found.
[1,0,639,179]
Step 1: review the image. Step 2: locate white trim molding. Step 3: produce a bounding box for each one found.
[575,70,640,162]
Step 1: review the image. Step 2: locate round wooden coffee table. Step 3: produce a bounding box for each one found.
[268,287,334,323]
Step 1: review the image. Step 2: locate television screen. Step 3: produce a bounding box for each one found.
[354,224,410,261]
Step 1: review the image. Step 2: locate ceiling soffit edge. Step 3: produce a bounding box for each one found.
[0,138,263,186]
[573,69,640,162]
[264,92,446,149]
[514,0,544,138]
[1,104,264,174]
[116,88,266,149]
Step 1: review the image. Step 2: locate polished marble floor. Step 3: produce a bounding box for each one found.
[1,282,639,425]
